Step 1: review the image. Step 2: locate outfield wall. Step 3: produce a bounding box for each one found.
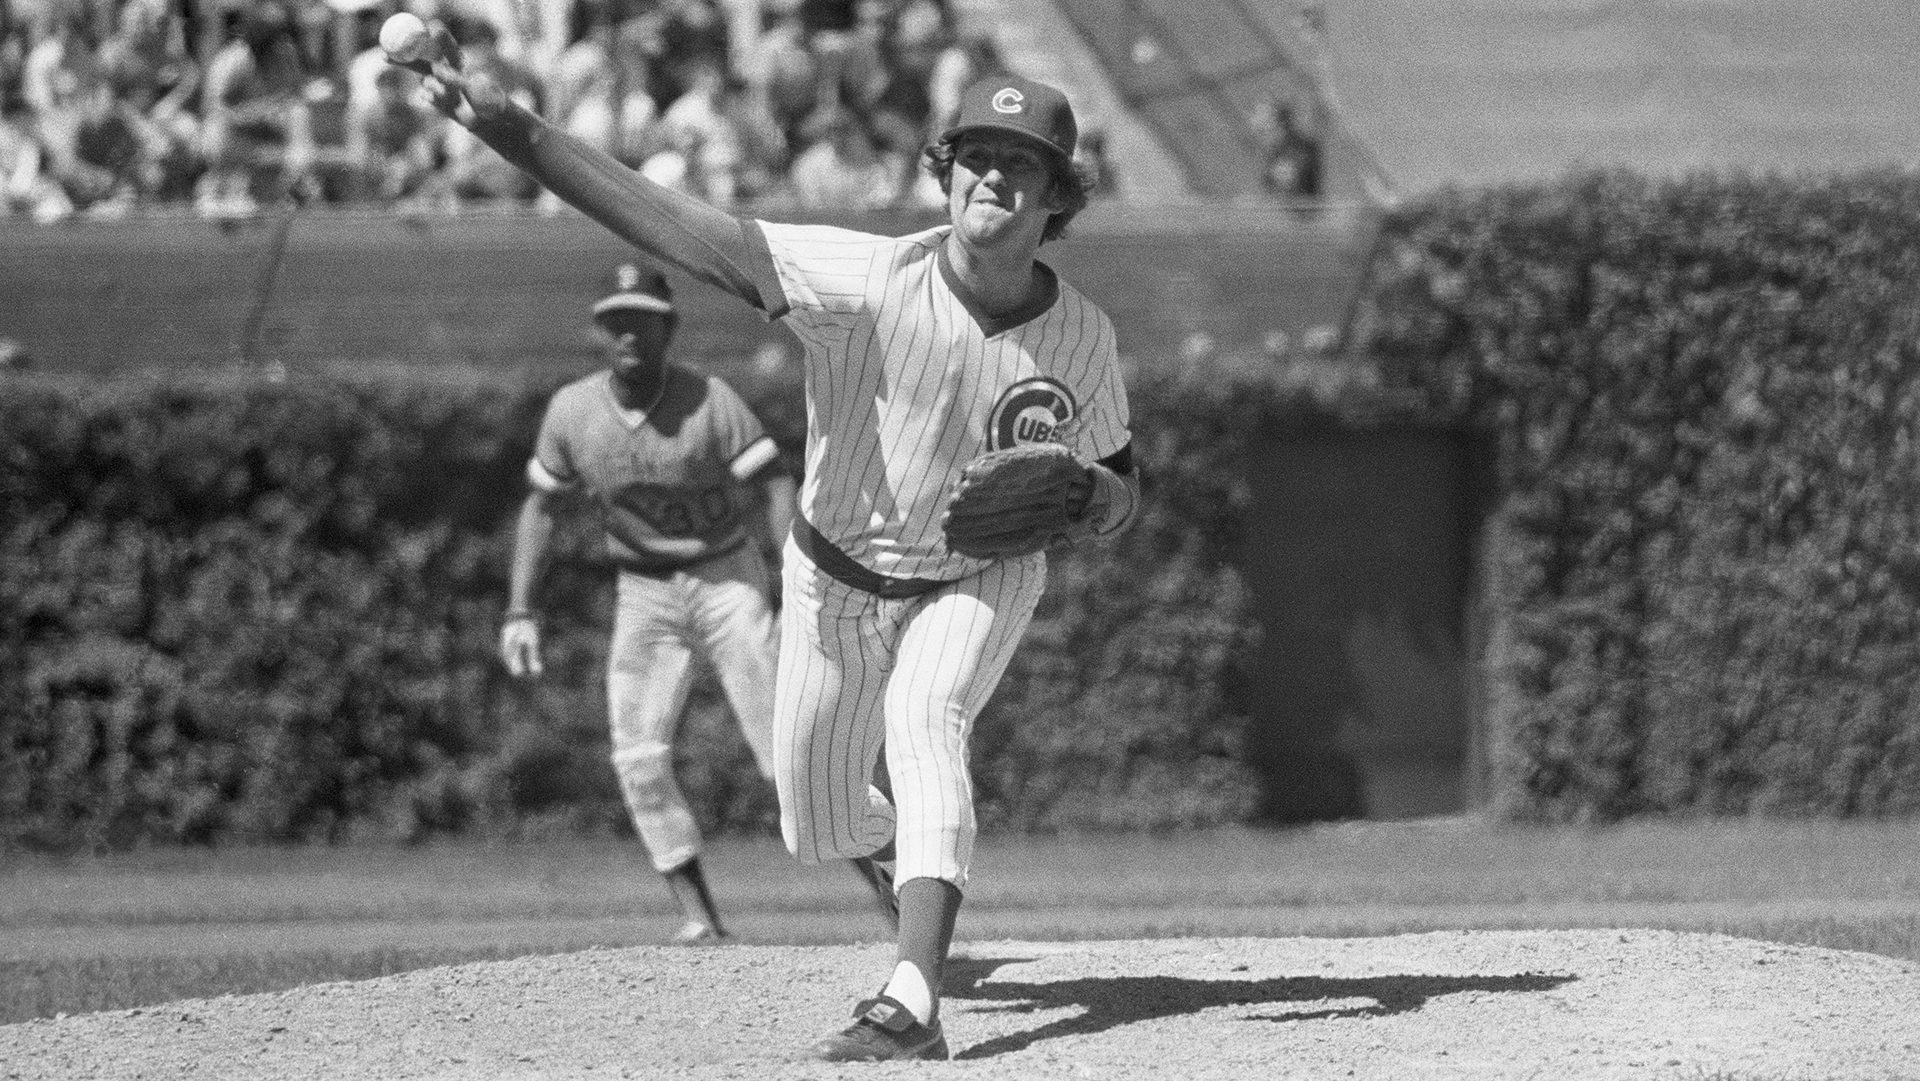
[2,205,1492,840]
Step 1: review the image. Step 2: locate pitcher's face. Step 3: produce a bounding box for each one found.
[947,132,1064,251]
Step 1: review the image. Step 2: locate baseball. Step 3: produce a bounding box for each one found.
[379,12,432,65]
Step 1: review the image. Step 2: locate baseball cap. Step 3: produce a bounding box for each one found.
[592,263,674,320]
[939,74,1078,162]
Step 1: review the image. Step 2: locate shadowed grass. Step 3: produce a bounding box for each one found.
[4,817,1916,1024]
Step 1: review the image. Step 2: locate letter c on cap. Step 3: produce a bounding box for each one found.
[991,87,1025,114]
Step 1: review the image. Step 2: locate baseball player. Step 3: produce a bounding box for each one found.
[500,263,898,945]
[417,42,1141,1059]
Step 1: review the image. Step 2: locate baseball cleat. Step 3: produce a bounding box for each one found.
[808,995,949,1062]
[670,920,727,946]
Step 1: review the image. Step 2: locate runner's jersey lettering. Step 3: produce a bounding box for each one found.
[531,366,777,571]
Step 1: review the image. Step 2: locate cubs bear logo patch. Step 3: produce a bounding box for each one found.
[987,377,1077,451]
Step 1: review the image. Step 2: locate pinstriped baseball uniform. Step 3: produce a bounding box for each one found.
[426,52,1139,1053]
[530,365,783,873]
[754,220,1130,886]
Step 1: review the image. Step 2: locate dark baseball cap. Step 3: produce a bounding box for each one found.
[592,263,674,320]
[939,74,1078,162]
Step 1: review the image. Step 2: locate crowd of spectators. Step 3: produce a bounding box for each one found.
[0,0,1095,221]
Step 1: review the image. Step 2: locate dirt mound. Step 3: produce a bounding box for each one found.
[4,929,1916,1080]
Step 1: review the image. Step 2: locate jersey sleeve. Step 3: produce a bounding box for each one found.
[705,377,780,482]
[467,100,781,311]
[528,392,581,493]
[749,220,886,325]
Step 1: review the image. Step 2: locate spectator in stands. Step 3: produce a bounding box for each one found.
[475,0,564,81]
[449,14,543,119]
[709,66,792,202]
[558,51,660,170]
[98,0,199,116]
[344,1,405,120]
[0,6,28,114]
[797,0,880,97]
[1079,126,1117,199]
[551,11,662,169]
[439,13,543,205]
[35,69,156,216]
[859,0,948,153]
[736,0,818,152]
[651,0,731,104]
[20,9,155,216]
[784,103,905,209]
[97,0,202,203]
[546,0,609,125]
[798,0,859,36]
[195,3,317,215]
[1256,92,1323,203]
[344,59,443,205]
[646,59,750,206]
[20,7,101,125]
[924,29,1001,138]
[0,99,74,222]
[0,0,984,214]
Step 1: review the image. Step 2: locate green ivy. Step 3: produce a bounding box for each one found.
[1355,167,1920,820]
[4,358,1408,848]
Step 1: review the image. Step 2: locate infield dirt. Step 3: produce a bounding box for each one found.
[3,928,1916,1080]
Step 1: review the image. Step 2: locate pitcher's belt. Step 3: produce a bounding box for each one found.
[792,520,955,600]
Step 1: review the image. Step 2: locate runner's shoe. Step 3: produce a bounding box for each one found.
[670,920,727,945]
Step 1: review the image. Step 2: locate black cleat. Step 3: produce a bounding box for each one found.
[808,995,948,1062]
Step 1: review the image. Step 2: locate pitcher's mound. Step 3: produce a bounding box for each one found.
[4,929,1916,1080]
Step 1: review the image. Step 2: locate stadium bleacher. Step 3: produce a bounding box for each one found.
[1317,0,1920,191]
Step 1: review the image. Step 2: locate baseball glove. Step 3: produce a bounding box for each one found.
[941,442,1094,559]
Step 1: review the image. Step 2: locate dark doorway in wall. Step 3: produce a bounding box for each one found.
[1235,426,1478,822]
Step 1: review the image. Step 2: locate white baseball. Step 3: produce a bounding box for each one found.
[379,12,432,64]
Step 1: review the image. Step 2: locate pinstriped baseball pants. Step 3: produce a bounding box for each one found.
[773,535,1047,888]
[607,547,780,873]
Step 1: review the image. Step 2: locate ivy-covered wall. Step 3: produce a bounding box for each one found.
[11,166,1920,848]
[1356,168,1920,819]
[5,358,1386,848]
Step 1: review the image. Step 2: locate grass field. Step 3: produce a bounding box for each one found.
[5,816,1918,1025]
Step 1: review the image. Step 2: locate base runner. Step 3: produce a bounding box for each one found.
[500,263,897,945]
[415,42,1141,1059]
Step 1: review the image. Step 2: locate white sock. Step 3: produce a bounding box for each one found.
[882,960,935,1024]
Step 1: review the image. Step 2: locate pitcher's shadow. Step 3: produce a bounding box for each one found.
[942,956,1576,1060]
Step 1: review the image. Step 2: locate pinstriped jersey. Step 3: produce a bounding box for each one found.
[755,221,1130,581]
[528,366,779,572]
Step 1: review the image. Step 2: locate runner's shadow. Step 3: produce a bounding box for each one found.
[943,956,1575,1060]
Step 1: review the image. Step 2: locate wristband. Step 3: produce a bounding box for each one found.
[503,609,537,622]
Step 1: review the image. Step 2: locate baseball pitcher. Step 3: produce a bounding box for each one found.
[410,32,1140,1059]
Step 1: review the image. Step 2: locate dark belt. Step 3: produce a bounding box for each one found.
[618,537,747,579]
[792,520,954,600]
